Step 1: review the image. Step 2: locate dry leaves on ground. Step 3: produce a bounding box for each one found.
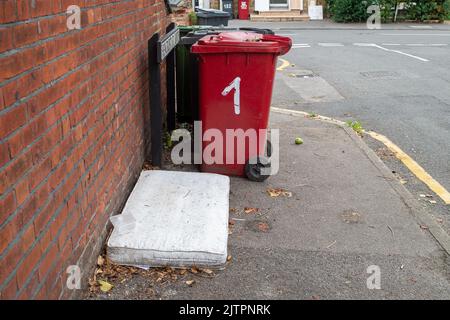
[341,210,362,224]
[267,188,292,198]
[202,269,213,275]
[98,280,113,293]
[143,162,159,170]
[185,280,195,286]
[244,207,259,214]
[257,222,270,232]
[89,254,196,295]
[190,267,199,274]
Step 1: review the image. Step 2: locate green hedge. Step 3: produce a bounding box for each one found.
[404,0,445,21]
[445,0,450,19]
[330,0,369,22]
[328,0,448,23]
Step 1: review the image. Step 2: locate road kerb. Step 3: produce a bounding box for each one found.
[366,131,450,205]
[271,106,450,255]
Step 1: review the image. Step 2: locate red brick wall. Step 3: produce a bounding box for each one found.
[171,8,193,26]
[0,0,170,299]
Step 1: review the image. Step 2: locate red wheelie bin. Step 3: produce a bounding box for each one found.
[191,32,291,181]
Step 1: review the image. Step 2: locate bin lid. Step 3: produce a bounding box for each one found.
[191,32,292,55]
[179,27,238,45]
[196,8,231,18]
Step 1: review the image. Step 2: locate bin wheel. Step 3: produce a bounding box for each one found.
[245,156,271,182]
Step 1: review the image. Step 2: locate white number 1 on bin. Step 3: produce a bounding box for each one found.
[221,77,241,115]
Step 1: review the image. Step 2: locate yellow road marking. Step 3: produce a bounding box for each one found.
[277,58,290,71]
[366,131,450,205]
[271,106,450,205]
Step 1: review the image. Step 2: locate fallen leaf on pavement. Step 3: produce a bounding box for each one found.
[420,225,429,230]
[179,269,187,275]
[244,207,259,214]
[143,162,158,170]
[190,267,199,274]
[202,268,214,275]
[98,280,113,293]
[97,255,105,266]
[88,278,97,292]
[257,222,270,232]
[227,255,232,262]
[185,280,195,286]
[341,210,362,224]
[267,188,292,198]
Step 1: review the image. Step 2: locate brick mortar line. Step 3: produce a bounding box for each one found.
[0,49,144,237]
[22,83,145,298]
[0,31,127,143]
[0,1,156,92]
[0,1,168,297]
[49,61,151,298]
[35,101,144,299]
[1,60,149,293]
[0,0,142,43]
[64,168,138,300]
[0,15,145,150]
[0,35,153,261]
[0,7,157,121]
[42,79,146,297]
[0,18,160,198]
[0,52,151,269]
[0,3,167,298]
[1,0,129,27]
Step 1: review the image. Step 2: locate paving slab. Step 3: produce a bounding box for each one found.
[88,112,450,300]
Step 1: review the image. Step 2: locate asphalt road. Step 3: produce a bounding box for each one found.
[232,21,450,197]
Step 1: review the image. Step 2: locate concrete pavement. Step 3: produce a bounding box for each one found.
[263,23,450,236]
[267,24,450,195]
[89,111,450,300]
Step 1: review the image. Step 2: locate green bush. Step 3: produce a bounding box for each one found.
[329,0,447,22]
[443,0,450,19]
[331,0,369,22]
[188,12,197,25]
[329,0,396,23]
[376,0,398,22]
[404,0,442,21]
